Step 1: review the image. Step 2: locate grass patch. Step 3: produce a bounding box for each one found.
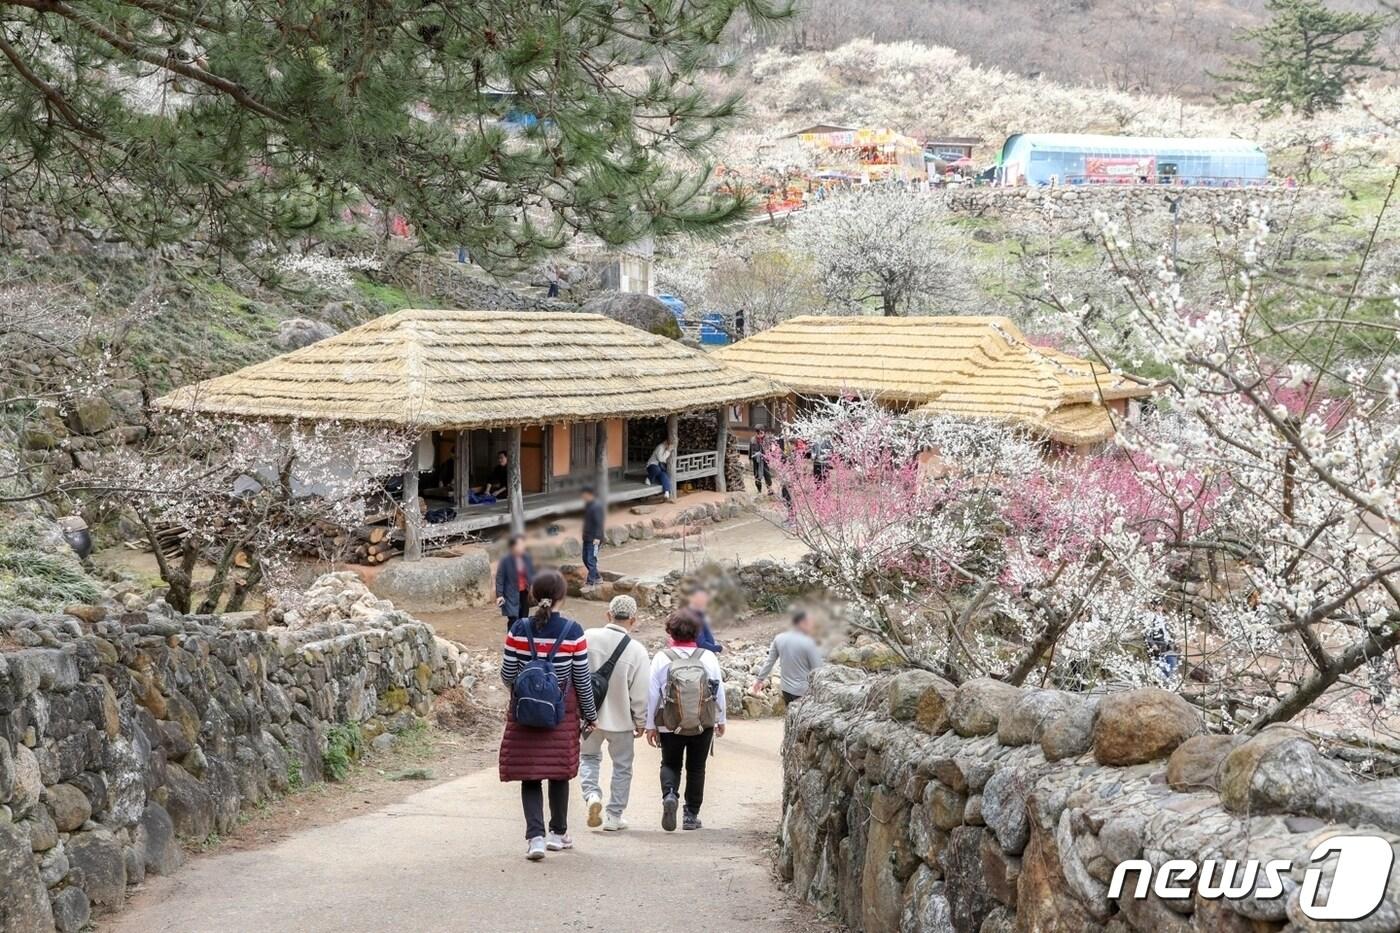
[0,520,101,611]
[323,723,364,782]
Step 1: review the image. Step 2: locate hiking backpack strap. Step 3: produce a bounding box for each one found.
[662,648,681,663]
[544,627,567,664]
[524,630,538,661]
[597,635,631,681]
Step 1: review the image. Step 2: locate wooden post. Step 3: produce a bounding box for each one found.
[453,431,470,511]
[715,409,728,493]
[595,421,610,505]
[402,459,423,562]
[508,426,525,534]
[666,413,679,502]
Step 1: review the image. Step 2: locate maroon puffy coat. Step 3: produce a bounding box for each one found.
[498,682,581,782]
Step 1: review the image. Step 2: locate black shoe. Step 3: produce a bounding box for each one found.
[683,811,702,831]
[662,793,678,832]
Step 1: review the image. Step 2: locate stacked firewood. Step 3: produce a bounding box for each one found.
[311,520,398,564]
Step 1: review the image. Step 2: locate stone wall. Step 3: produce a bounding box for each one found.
[0,575,467,932]
[779,666,1400,933]
[941,185,1299,226]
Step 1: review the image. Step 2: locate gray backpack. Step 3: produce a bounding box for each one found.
[660,648,719,735]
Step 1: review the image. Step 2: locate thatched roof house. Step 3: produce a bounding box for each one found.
[713,315,1153,446]
[158,308,780,552]
[159,308,774,428]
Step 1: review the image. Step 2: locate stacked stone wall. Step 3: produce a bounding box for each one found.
[0,584,466,931]
[940,185,1299,225]
[779,666,1400,932]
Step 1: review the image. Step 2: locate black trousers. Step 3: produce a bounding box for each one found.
[521,779,569,840]
[782,691,802,705]
[501,589,531,629]
[659,729,714,816]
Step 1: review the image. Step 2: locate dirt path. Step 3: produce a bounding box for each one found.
[104,720,818,933]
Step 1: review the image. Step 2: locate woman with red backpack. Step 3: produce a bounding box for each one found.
[499,569,598,860]
[644,609,727,832]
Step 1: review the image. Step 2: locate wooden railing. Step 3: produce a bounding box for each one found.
[674,451,718,479]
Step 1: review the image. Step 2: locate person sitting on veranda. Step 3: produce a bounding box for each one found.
[646,440,674,497]
[485,451,510,498]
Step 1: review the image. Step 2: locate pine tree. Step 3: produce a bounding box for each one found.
[1219,0,1391,117]
[0,0,789,263]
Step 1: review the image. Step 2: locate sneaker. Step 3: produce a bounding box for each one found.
[661,793,679,833]
[545,832,573,851]
[526,837,546,861]
[683,811,702,831]
[603,814,629,832]
[586,795,603,828]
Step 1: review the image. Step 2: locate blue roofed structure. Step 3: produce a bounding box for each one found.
[997,134,1268,187]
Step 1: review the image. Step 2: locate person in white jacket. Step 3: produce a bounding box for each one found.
[580,596,651,832]
[644,609,726,832]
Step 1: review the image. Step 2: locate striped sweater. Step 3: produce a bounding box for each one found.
[500,613,598,722]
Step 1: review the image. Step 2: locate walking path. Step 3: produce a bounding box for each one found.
[105,720,811,933]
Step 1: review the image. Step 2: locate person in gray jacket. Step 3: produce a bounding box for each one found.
[750,610,824,704]
[580,595,651,831]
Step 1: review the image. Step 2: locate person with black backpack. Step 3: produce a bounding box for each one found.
[644,609,727,832]
[579,595,651,832]
[498,570,598,861]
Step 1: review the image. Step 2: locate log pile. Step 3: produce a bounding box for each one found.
[310,521,398,564]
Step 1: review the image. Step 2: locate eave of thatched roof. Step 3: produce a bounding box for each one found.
[156,308,782,430]
[714,315,1155,444]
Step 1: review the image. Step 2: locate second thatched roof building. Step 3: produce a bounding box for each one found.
[713,315,1154,447]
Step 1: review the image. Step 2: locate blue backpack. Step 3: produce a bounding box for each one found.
[512,629,567,728]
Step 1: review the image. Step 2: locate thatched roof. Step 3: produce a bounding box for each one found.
[713,315,1154,445]
[157,308,780,429]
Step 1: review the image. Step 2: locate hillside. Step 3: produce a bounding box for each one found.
[742,0,1399,98]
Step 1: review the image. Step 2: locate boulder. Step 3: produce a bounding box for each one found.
[1166,734,1240,792]
[20,808,57,853]
[1218,725,1350,816]
[1092,688,1201,765]
[940,827,999,933]
[66,396,115,435]
[0,741,12,802]
[50,887,90,933]
[888,670,956,733]
[66,828,126,911]
[982,767,1035,855]
[1040,698,1099,762]
[947,679,1022,738]
[161,762,215,840]
[9,745,42,819]
[273,317,337,350]
[139,802,183,876]
[900,866,954,933]
[43,783,91,833]
[371,551,492,611]
[998,689,1076,747]
[0,820,53,932]
[580,292,682,339]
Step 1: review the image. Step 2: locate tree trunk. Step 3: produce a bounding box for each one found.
[882,291,898,316]
[715,410,729,494]
[594,421,610,506]
[666,414,679,502]
[509,425,525,534]
[403,460,423,562]
[196,537,245,614]
[225,560,263,613]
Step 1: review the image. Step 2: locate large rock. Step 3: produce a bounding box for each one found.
[371,551,491,611]
[139,802,183,876]
[50,887,90,933]
[1166,734,1239,792]
[940,827,998,933]
[160,762,215,840]
[997,689,1076,747]
[981,767,1035,855]
[1040,698,1099,762]
[888,670,957,733]
[66,396,114,435]
[273,317,337,350]
[947,679,1022,738]
[901,866,954,933]
[580,292,682,339]
[66,828,126,911]
[1092,688,1200,765]
[0,820,53,933]
[1218,725,1351,816]
[9,745,42,819]
[43,783,91,833]
[0,741,12,801]
[863,789,916,933]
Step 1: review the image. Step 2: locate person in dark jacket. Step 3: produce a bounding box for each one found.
[580,485,604,586]
[687,587,723,654]
[499,570,598,861]
[495,534,535,629]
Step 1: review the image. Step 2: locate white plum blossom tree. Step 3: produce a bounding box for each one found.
[791,187,967,316]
